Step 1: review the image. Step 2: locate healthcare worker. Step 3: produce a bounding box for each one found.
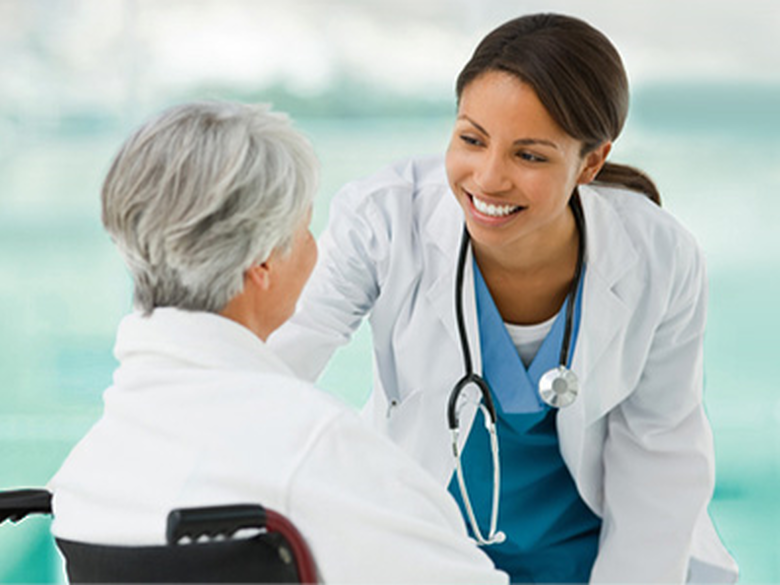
[270,13,738,584]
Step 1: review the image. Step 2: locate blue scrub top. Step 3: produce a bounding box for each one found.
[448,259,601,583]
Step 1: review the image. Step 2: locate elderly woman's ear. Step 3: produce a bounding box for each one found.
[246,263,272,291]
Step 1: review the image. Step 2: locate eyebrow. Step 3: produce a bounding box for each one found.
[457,115,560,150]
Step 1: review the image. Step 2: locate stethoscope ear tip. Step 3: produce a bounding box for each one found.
[493,531,506,544]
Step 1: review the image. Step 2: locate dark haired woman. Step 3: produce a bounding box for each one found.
[271,13,737,583]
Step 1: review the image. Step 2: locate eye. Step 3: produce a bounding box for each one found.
[459,134,484,147]
[517,151,547,163]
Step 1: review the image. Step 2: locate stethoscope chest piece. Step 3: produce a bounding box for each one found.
[538,366,579,408]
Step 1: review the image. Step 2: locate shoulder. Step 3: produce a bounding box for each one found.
[321,154,462,274]
[582,184,704,274]
[332,154,452,221]
[340,154,447,197]
[230,371,349,428]
[585,184,699,246]
[581,184,707,341]
[183,372,369,488]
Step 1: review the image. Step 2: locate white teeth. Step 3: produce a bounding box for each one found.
[472,195,521,217]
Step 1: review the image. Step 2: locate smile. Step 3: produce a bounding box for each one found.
[469,193,524,218]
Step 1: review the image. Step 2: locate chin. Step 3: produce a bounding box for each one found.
[465,220,521,250]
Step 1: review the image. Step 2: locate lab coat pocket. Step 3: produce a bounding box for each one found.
[386,389,427,454]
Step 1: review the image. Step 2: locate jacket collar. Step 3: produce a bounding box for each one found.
[423,177,474,367]
[114,308,295,378]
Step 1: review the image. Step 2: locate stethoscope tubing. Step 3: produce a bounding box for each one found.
[447,192,586,547]
[448,226,498,430]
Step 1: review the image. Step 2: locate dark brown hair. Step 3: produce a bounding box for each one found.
[456,13,660,205]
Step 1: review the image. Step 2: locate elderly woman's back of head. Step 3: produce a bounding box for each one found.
[101,102,318,316]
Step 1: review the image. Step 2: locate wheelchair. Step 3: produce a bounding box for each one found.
[0,489,317,583]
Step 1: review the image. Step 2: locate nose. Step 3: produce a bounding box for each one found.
[473,150,512,194]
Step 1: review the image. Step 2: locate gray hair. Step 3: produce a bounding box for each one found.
[101,101,318,314]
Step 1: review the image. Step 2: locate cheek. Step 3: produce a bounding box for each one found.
[522,167,577,203]
[563,153,589,185]
[444,142,468,184]
[445,156,474,207]
[512,170,550,202]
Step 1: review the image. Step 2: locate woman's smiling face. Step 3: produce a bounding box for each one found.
[445,70,608,255]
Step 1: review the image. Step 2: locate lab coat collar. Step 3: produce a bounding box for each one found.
[114,307,296,379]
[422,177,476,370]
[569,185,640,420]
[578,184,640,294]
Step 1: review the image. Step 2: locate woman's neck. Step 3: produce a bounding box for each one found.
[472,209,581,325]
[473,206,578,276]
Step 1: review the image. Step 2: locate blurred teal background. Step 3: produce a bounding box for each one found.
[1,0,778,581]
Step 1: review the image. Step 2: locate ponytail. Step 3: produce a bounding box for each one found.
[594,162,661,206]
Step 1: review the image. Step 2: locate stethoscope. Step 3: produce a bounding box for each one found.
[447,194,586,546]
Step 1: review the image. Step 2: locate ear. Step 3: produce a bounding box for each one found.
[577,142,612,185]
[245,263,271,291]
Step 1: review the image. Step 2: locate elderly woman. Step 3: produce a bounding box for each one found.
[48,102,506,584]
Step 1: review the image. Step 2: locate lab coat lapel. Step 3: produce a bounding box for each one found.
[424,188,470,351]
[423,187,483,451]
[558,186,640,491]
[575,186,640,418]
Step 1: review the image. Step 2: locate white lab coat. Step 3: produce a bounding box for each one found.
[48,308,507,585]
[271,156,738,583]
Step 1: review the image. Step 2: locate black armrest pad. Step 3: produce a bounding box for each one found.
[0,489,53,524]
[167,504,267,544]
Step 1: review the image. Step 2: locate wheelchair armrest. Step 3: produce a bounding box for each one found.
[0,489,53,525]
[167,504,267,544]
[167,504,318,583]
